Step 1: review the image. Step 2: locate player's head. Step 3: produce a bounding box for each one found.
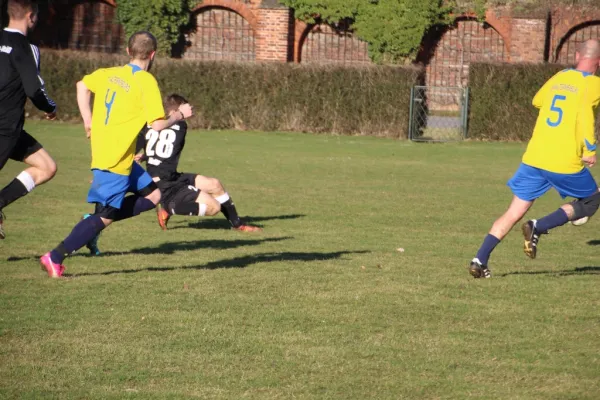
[164,94,189,115]
[126,31,157,70]
[7,0,39,31]
[575,39,600,74]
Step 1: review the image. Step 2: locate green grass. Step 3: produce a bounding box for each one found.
[1,121,599,399]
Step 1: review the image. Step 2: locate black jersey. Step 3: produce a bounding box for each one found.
[0,28,56,135]
[137,121,188,181]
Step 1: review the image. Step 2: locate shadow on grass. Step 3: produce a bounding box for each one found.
[6,237,293,262]
[169,214,306,231]
[63,250,370,277]
[588,240,600,246]
[499,266,600,277]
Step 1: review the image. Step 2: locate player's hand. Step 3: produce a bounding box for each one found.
[179,103,193,119]
[583,155,596,168]
[134,153,144,163]
[45,112,57,121]
[84,119,92,139]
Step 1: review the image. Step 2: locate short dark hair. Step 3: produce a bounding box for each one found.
[127,31,157,60]
[7,0,38,20]
[164,94,188,112]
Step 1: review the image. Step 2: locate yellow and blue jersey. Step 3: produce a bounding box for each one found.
[522,69,600,174]
[83,64,165,175]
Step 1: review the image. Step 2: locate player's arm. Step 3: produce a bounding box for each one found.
[10,38,56,114]
[579,85,600,166]
[76,80,93,138]
[142,74,192,131]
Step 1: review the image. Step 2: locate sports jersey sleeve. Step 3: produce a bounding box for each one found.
[578,82,600,158]
[10,36,56,113]
[141,73,165,125]
[532,75,556,109]
[81,69,105,94]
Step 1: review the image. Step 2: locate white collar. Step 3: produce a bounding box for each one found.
[4,28,26,36]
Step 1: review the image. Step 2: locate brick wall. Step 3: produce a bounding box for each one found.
[34,1,600,85]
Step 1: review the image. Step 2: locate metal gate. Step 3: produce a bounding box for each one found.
[408,86,469,142]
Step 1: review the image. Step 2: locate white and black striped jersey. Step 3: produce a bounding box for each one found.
[0,28,56,135]
[136,121,188,181]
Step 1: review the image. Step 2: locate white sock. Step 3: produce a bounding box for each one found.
[17,171,35,192]
[199,204,207,217]
[215,193,230,204]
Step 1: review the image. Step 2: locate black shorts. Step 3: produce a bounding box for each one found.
[0,130,43,170]
[159,173,200,213]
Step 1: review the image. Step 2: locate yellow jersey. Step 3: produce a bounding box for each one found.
[522,69,600,174]
[83,64,165,175]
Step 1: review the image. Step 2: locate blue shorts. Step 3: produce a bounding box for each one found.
[508,163,598,201]
[87,162,153,208]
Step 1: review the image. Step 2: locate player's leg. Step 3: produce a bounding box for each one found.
[165,185,220,219]
[470,164,547,278]
[522,169,599,258]
[0,132,56,239]
[192,174,261,231]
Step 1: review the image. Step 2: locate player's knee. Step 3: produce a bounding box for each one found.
[571,193,600,219]
[37,158,57,183]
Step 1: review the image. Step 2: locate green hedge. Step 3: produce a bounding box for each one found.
[468,62,568,141]
[30,50,423,138]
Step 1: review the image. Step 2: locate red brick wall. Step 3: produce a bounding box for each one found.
[33,1,600,84]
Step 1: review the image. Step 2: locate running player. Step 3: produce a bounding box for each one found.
[0,0,57,239]
[136,94,261,232]
[469,39,600,279]
[39,31,193,277]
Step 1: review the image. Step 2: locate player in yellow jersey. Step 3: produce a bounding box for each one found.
[39,31,193,278]
[469,39,600,279]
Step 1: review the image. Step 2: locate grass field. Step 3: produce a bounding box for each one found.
[1,121,599,399]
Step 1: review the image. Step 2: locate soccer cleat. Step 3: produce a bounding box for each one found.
[39,252,65,278]
[82,214,101,256]
[156,203,170,231]
[522,220,541,259]
[233,224,262,232]
[469,258,491,279]
[0,210,5,240]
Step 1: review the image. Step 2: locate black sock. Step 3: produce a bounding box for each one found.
[114,195,155,222]
[0,178,28,210]
[50,214,105,264]
[220,198,242,227]
[173,201,200,216]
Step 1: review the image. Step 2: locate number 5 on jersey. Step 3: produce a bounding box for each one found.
[146,128,176,159]
[547,94,566,127]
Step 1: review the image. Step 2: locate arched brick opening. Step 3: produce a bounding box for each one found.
[182,6,256,61]
[297,20,370,64]
[418,18,508,88]
[555,21,600,64]
[34,0,123,53]
[192,0,258,31]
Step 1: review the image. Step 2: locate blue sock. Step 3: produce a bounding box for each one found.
[475,234,501,266]
[535,208,569,232]
[114,196,156,221]
[50,214,106,264]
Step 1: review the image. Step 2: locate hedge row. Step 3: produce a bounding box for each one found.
[30,51,424,138]
[468,62,600,141]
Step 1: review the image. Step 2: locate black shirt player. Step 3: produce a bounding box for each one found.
[0,0,57,239]
[135,94,261,232]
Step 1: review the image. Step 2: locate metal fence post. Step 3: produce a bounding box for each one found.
[408,86,415,140]
[462,87,470,139]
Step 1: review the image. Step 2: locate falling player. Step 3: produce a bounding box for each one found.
[469,39,600,279]
[0,0,57,239]
[39,31,193,277]
[135,94,261,232]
